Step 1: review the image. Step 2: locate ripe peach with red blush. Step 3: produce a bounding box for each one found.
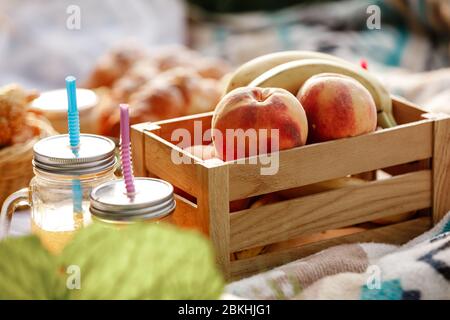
[212,87,308,161]
[297,73,377,143]
[183,144,216,161]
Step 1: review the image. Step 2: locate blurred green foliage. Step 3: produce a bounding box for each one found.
[0,223,224,300]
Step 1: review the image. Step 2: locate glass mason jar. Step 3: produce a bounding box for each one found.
[89,178,176,226]
[0,134,116,254]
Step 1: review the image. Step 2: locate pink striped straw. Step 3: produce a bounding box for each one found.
[120,104,136,197]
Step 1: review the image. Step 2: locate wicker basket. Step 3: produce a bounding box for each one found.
[0,114,57,206]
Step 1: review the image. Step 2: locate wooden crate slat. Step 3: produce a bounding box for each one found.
[230,217,431,280]
[199,164,231,278]
[391,96,427,124]
[432,116,450,224]
[152,112,214,142]
[228,120,433,201]
[131,123,153,177]
[144,133,203,197]
[230,170,432,252]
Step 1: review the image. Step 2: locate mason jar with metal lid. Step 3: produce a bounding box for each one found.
[0,134,117,254]
[89,178,176,226]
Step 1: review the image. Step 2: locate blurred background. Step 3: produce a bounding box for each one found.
[0,0,449,139]
[1,0,449,87]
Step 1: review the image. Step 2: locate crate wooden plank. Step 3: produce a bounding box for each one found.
[130,123,151,177]
[151,112,214,143]
[230,170,432,251]
[230,217,431,280]
[144,133,203,197]
[391,96,427,124]
[198,164,231,277]
[228,120,433,201]
[432,116,450,224]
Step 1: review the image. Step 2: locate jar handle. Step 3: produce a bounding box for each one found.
[0,188,30,239]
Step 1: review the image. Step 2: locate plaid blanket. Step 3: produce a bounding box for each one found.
[226,213,450,300]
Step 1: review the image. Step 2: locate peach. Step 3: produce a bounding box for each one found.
[265,226,367,254]
[297,73,377,143]
[212,87,308,161]
[233,193,284,260]
[230,198,251,213]
[250,193,284,208]
[183,144,216,161]
[372,212,417,225]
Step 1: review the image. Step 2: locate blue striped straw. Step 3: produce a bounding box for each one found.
[65,76,82,213]
[72,179,83,213]
[65,76,80,152]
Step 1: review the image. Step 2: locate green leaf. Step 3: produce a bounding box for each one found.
[60,223,224,300]
[0,236,67,300]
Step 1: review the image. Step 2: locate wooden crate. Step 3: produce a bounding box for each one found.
[131,97,450,280]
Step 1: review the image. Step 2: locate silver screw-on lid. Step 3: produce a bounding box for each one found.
[33,134,116,175]
[89,178,176,223]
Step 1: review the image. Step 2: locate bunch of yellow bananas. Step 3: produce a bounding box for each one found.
[223,51,396,128]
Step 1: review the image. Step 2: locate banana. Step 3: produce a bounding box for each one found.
[372,212,416,225]
[277,177,366,199]
[248,59,397,128]
[265,226,367,254]
[224,51,348,94]
[233,193,283,260]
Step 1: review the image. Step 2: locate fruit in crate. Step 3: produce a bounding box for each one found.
[277,176,366,199]
[264,226,368,254]
[247,57,396,128]
[224,50,348,93]
[183,144,217,161]
[232,193,283,260]
[250,193,284,209]
[297,73,377,142]
[212,87,308,161]
[230,198,251,213]
[372,212,417,225]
